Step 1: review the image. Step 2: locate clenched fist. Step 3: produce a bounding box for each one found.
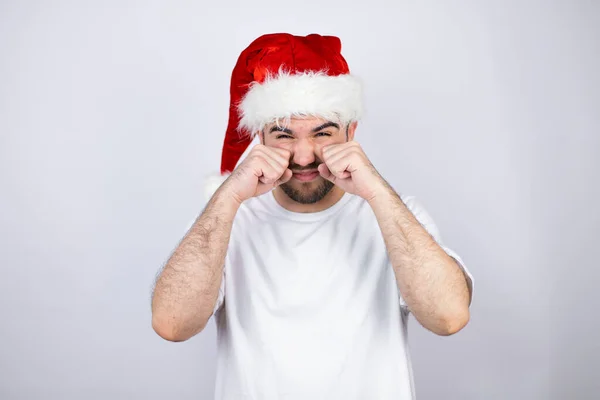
[222,144,293,203]
[318,141,386,202]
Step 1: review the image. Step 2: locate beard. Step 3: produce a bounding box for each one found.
[278,158,335,204]
[279,178,335,204]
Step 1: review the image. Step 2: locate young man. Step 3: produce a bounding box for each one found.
[151,33,474,400]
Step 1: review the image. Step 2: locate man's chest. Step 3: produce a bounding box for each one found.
[226,210,392,312]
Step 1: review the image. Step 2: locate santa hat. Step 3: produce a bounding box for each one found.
[204,33,363,200]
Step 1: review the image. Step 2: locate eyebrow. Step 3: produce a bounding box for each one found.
[269,125,293,134]
[311,122,340,132]
[268,121,340,134]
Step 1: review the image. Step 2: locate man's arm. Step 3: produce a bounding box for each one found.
[317,141,471,335]
[368,185,472,336]
[151,187,240,342]
[151,144,292,342]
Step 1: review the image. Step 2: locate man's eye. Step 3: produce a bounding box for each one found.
[276,134,293,139]
[315,132,331,137]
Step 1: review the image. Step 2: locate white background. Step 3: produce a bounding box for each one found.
[1,1,598,399]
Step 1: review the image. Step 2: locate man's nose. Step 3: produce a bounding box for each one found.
[292,139,316,167]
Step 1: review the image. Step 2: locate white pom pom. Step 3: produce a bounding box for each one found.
[204,172,230,202]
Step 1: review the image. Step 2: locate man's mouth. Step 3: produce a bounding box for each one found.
[292,170,319,182]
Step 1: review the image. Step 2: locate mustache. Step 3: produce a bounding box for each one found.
[288,160,323,171]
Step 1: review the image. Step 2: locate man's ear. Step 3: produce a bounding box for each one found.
[347,121,358,141]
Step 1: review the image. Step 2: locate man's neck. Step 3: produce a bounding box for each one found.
[272,186,346,213]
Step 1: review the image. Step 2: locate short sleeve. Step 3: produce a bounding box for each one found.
[212,269,226,315]
[398,195,474,309]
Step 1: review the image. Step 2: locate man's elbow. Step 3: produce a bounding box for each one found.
[436,307,470,336]
[151,313,208,342]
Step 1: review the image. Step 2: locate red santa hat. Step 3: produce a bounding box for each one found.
[204,32,363,200]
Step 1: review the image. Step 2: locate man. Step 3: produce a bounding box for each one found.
[151,33,473,399]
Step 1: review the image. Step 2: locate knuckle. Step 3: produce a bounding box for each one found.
[272,147,289,156]
[250,145,266,155]
[265,169,279,178]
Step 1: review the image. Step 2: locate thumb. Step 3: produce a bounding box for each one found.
[275,168,293,186]
[318,163,335,182]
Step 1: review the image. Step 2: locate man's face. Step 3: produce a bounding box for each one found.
[260,117,356,204]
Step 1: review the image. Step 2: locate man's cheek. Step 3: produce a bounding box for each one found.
[314,145,326,163]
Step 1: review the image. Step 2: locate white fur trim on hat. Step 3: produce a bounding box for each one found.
[238,69,363,133]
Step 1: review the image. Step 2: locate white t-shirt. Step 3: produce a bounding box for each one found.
[210,190,473,400]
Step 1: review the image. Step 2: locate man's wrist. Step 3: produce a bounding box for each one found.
[211,182,243,212]
[366,175,396,206]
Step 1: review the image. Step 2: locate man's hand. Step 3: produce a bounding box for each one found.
[223,144,293,204]
[318,141,386,201]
